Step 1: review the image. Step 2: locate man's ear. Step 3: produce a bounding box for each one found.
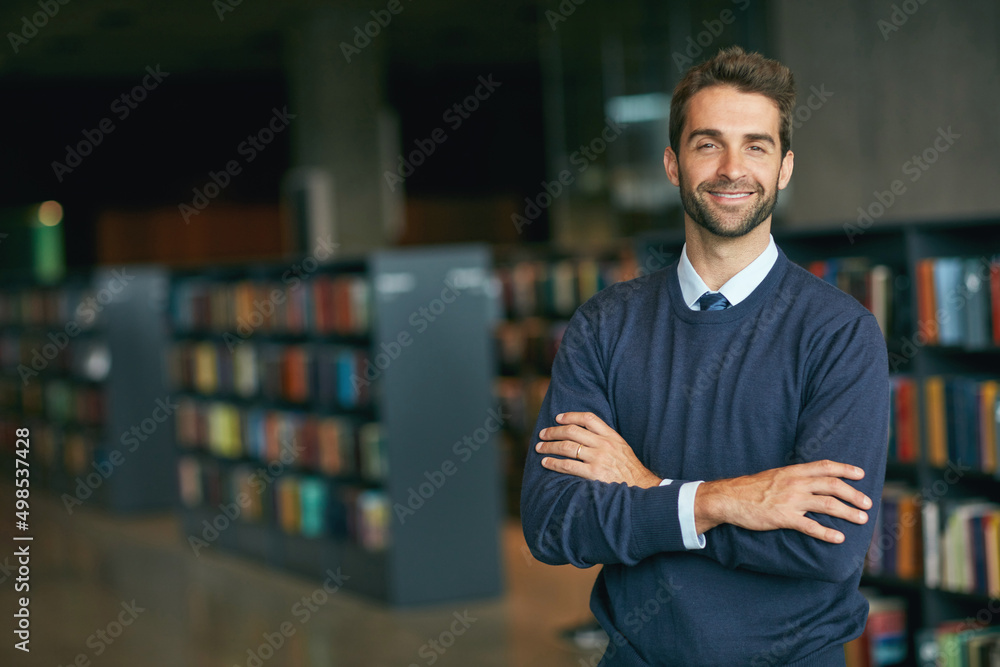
[663,147,680,187]
[777,150,794,190]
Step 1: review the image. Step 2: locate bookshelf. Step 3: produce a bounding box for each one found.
[0,267,176,512]
[492,243,675,515]
[169,244,502,606]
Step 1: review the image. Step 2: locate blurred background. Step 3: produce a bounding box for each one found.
[0,0,998,665]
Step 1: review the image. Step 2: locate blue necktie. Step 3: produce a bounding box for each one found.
[698,291,731,311]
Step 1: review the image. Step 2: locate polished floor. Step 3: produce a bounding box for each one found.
[0,481,603,667]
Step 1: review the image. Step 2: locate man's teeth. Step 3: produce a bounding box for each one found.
[712,192,751,198]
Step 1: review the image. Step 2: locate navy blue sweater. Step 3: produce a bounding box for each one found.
[520,249,890,666]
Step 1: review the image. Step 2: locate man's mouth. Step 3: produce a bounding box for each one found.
[708,191,754,201]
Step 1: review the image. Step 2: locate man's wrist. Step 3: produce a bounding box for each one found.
[640,471,664,489]
[694,479,727,534]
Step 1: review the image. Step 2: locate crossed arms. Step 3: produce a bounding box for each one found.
[536,411,872,545]
[519,310,890,583]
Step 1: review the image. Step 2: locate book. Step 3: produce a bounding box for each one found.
[942,502,1000,593]
[934,257,965,346]
[870,264,893,338]
[357,490,390,551]
[991,260,1000,345]
[889,376,920,463]
[880,491,900,578]
[925,377,948,467]
[847,591,907,667]
[276,476,301,534]
[912,377,1000,472]
[922,500,941,589]
[359,422,386,481]
[866,595,907,666]
[896,491,922,581]
[233,344,258,397]
[317,417,346,476]
[982,381,999,473]
[298,477,328,538]
[916,259,939,345]
[177,456,202,508]
[985,511,1000,598]
[965,258,992,349]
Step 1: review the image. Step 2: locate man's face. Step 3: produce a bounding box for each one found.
[664,85,793,238]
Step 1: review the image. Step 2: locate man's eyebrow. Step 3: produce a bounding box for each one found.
[687,128,776,146]
[687,128,722,142]
[744,132,776,146]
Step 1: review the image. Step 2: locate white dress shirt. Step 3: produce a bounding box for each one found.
[661,235,779,549]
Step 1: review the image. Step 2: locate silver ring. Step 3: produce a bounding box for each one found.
[576,444,583,460]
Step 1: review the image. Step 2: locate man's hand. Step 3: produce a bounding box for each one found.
[694,460,872,544]
[536,412,661,489]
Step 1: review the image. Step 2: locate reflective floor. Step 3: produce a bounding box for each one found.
[0,482,600,667]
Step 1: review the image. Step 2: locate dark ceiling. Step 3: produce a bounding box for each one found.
[0,0,542,79]
[0,0,551,262]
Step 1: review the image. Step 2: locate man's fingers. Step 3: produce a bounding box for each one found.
[539,424,603,449]
[810,477,872,510]
[554,411,616,437]
[789,516,846,544]
[536,440,586,460]
[804,495,869,525]
[795,459,865,481]
[540,456,591,480]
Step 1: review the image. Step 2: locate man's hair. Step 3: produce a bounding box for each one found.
[669,45,796,158]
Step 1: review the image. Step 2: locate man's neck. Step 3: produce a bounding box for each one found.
[683,217,773,291]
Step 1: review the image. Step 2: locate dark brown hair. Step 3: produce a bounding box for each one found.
[669,45,796,158]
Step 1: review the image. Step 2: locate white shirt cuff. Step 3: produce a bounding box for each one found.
[660,479,706,550]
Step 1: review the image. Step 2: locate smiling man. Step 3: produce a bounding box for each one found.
[520,46,890,666]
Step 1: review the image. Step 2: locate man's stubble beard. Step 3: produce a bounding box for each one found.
[678,169,780,239]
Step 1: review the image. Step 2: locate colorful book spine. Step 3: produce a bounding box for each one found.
[920,376,1000,473]
[174,399,369,479]
[172,273,371,336]
[800,258,895,338]
[888,376,921,463]
[865,486,923,582]
[930,501,1000,595]
[916,259,939,345]
[845,591,907,667]
[913,256,1000,349]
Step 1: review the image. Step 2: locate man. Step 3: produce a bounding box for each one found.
[520,45,889,666]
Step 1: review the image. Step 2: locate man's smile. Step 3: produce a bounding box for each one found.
[707,190,755,202]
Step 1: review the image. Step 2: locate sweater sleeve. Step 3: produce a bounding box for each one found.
[520,302,695,567]
[697,313,890,583]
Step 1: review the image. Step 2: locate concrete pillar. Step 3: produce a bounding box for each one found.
[284,7,401,254]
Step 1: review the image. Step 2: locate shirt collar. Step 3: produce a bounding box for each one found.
[678,234,779,309]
